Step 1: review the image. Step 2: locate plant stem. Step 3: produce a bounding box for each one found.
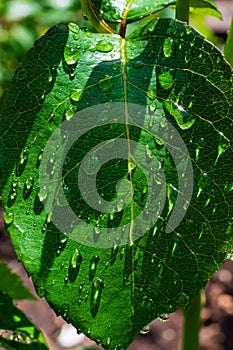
[224,15,233,67]
[182,290,202,350]
[176,0,190,23]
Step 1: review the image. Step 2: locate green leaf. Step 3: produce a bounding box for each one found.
[83,0,175,23]
[190,0,222,19]
[1,18,233,349]
[0,291,48,349]
[0,259,35,300]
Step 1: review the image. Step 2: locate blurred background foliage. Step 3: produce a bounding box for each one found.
[0,0,84,97]
[0,0,229,97]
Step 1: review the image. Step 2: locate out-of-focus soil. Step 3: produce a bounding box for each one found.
[1,225,233,350]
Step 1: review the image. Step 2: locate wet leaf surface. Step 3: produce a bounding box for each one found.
[1,18,233,349]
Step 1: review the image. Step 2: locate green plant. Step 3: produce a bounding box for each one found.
[0,258,49,349]
[1,0,233,349]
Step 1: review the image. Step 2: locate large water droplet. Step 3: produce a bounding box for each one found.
[89,255,100,281]
[68,249,82,282]
[16,148,28,176]
[163,37,174,57]
[64,46,80,65]
[164,101,195,130]
[158,71,174,91]
[90,277,104,317]
[94,40,114,52]
[4,211,14,225]
[64,106,75,121]
[98,75,114,91]
[70,88,83,102]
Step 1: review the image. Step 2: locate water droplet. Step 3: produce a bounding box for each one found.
[64,106,75,120]
[98,75,114,90]
[146,90,156,100]
[16,148,28,176]
[79,281,85,293]
[195,137,205,160]
[82,155,100,175]
[68,249,82,282]
[64,275,69,284]
[7,188,17,207]
[70,88,83,102]
[112,63,120,71]
[185,49,192,64]
[4,211,14,225]
[69,68,76,80]
[90,277,104,317]
[132,61,142,69]
[140,324,150,334]
[150,253,156,264]
[163,37,174,57]
[117,198,125,211]
[12,178,18,188]
[36,150,43,168]
[42,222,47,234]
[25,208,30,215]
[216,131,230,161]
[158,71,174,90]
[177,292,190,307]
[23,176,34,200]
[64,46,80,65]
[197,172,210,197]
[159,314,170,322]
[94,40,114,52]
[198,221,209,240]
[164,101,195,130]
[89,255,100,281]
[185,26,192,35]
[56,236,68,256]
[147,21,156,32]
[68,23,80,35]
